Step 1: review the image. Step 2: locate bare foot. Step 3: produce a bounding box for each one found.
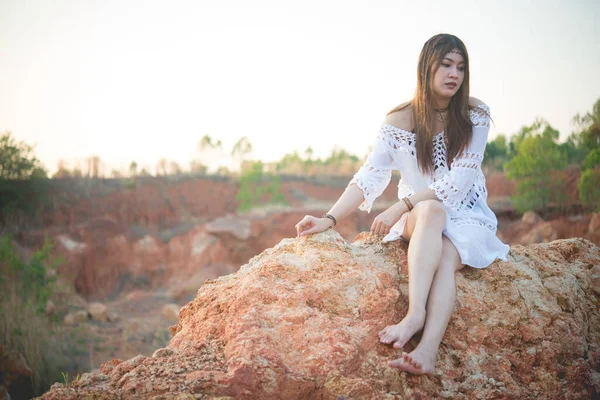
[387,346,437,375]
[378,311,425,349]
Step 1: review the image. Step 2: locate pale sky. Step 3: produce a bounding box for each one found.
[1,0,599,174]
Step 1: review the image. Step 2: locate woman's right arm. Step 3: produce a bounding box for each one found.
[295,127,398,237]
[295,183,365,237]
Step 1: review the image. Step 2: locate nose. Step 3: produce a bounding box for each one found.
[449,67,459,78]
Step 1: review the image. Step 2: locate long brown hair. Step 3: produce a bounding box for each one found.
[387,34,474,175]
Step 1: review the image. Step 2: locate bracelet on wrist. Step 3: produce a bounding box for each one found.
[322,213,337,227]
[401,196,414,211]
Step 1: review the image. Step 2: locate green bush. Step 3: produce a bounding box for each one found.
[505,129,568,214]
[578,169,600,211]
[0,131,50,231]
[236,161,288,212]
[582,148,600,171]
[0,235,68,395]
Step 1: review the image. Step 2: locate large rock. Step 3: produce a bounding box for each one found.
[37,232,600,399]
[63,310,89,325]
[521,210,542,225]
[88,302,109,322]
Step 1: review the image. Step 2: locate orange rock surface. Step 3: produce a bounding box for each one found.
[37,232,600,399]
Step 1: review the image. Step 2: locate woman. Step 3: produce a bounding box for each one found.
[294,33,510,376]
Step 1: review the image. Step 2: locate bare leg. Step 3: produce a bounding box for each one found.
[388,237,463,375]
[379,201,446,349]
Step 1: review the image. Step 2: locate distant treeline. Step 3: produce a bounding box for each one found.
[0,99,599,221]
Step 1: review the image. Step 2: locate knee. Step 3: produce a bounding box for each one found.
[414,200,446,224]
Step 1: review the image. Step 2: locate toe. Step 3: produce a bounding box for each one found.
[388,357,423,374]
[402,363,424,375]
[392,341,403,349]
[387,357,405,368]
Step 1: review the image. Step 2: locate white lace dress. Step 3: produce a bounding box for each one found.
[349,103,510,269]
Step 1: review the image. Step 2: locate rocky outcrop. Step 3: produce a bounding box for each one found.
[47,207,376,300]
[37,232,600,399]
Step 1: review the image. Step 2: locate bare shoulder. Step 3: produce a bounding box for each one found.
[383,101,413,132]
[468,96,487,107]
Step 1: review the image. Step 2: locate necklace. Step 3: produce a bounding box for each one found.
[435,108,448,123]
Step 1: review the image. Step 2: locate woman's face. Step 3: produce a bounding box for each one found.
[431,49,465,101]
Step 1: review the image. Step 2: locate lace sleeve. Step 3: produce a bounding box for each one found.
[349,128,395,213]
[428,104,490,212]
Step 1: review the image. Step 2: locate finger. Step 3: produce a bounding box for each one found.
[297,224,310,237]
[378,224,390,236]
[300,226,320,236]
[296,222,305,237]
[371,219,379,234]
[300,221,317,233]
[298,219,313,230]
[374,221,383,235]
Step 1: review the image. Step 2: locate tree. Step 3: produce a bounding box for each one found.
[199,135,223,151]
[53,160,72,178]
[231,136,253,172]
[196,135,225,174]
[0,131,46,179]
[169,161,182,175]
[582,148,600,171]
[276,151,303,173]
[578,169,600,211]
[72,162,83,178]
[304,147,314,160]
[189,160,207,175]
[139,167,151,177]
[84,155,103,178]
[129,161,138,177]
[232,136,253,159]
[559,134,588,165]
[577,147,600,210]
[572,98,600,151]
[0,131,49,231]
[483,134,509,172]
[156,159,168,176]
[505,120,568,214]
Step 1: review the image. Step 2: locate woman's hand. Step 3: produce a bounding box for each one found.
[295,215,334,237]
[371,202,407,236]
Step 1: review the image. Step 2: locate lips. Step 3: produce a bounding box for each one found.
[445,83,457,89]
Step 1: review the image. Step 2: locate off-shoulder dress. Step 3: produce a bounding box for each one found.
[349,103,510,269]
